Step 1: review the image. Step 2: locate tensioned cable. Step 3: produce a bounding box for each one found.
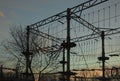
[72,22,90,70]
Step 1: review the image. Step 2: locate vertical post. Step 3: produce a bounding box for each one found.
[63,41,65,81]
[0,65,3,77]
[26,26,30,56]
[67,8,71,81]
[26,26,30,78]
[16,66,18,78]
[25,26,34,81]
[101,31,105,81]
[74,76,76,81]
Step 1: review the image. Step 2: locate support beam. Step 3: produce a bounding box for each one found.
[60,41,66,81]
[29,0,108,30]
[23,26,34,80]
[26,26,30,78]
[71,13,100,33]
[71,27,120,42]
[30,29,63,43]
[101,31,105,81]
[66,8,71,81]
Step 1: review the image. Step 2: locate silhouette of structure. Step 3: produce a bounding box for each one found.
[2,0,120,81]
[27,0,112,81]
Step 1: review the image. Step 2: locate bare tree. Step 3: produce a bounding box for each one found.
[3,25,62,81]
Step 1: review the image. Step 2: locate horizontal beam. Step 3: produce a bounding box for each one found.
[71,27,120,42]
[71,0,108,14]
[71,13,100,33]
[29,0,108,29]
[29,11,66,29]
[31,27,120,47]
[2,67,16,71]
[30,29,64,43]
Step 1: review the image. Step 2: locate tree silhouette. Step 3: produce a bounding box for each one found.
[3,25,62,81]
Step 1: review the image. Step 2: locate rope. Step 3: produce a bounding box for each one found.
[115,3,117,22]
[98,10,100,28]
[103,8,105,27]
[73,23,90,70]
[109,6,111,27]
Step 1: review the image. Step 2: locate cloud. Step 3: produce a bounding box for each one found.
[0,11,4,17]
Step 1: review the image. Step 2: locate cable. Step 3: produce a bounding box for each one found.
[88,13,90,31]
[103,8,105,27]
[92,11,94,24]
[73,24,90,70]
[115,3,117,22]
[108,6,110,27]
[98,10,100,28]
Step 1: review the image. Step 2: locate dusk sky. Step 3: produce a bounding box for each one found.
[1,0,120,73]
[0,0,89,70]
[0,0,86,42]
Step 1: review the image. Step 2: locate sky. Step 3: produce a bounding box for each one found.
[1,0,120,73]
[0,0,88,70]
[0,0,86,42]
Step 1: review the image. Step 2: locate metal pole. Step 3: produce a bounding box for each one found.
[101,31,105,81]
[63,41,65,81]
[26,26,30,78]
[67,8,71,81]
[0,65,3,77]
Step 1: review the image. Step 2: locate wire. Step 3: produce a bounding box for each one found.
[98,10,100,28]
[108,6,110,27]
[103,8,105,27]
[115,3,117,22]
[73,23,90,70]
[92,11,94,24]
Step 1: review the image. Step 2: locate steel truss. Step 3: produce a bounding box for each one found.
[26,0,115,81]
[28,0,109,44]
[71,27,120,42]
[29,0,108,31]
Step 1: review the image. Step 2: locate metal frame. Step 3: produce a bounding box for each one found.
[29,0,108,31]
